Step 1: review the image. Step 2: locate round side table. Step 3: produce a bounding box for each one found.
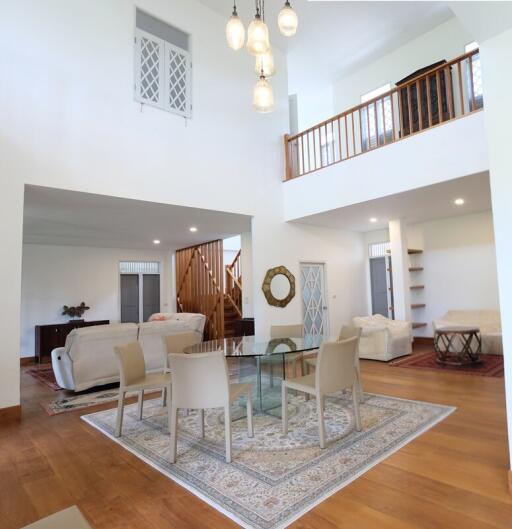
[434,326,482,366]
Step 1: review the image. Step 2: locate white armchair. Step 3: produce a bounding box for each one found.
[353,314,412,361]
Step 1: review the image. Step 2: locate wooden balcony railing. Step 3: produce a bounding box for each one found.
[284,49,483,181]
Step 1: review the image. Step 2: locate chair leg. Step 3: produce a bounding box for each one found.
[317,393,326,449]
[355,361,363,401]
[166,383,172,432]
[170,405,179,463]
[352,383,362,432]
[282,384,288,434]
[115,390,125,438]
[246,391,254,438]
[224,405,232,463]
[161,386,167,407]
[137,390,144,420]
[305,361,311,401]
[199,409,205,438]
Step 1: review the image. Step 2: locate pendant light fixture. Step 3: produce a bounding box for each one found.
[254,47,275,78]
[253,71,274,113]
[225,1,245,50]
[246,1,270,56]
[225,0,299,112]
[278,1,298,37]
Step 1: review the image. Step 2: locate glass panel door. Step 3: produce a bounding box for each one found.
[300,263,329,337]
[142,274,160,322]
[120,274,140,323]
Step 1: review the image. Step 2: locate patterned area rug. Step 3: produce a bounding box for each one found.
[42,388,161,415]
[82,393,454,529]
[26,364,61,391]
[390,351,504,377]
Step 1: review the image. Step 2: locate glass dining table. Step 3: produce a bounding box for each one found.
[184,334,327,418]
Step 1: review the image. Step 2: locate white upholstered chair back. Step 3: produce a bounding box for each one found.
[315,338,358,395]
[165,331,202,354]
[169,350,230,409]
[270,324,303,338]
[114,342,146,387]
[338,325,362,342]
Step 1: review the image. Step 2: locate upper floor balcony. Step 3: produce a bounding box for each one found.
[282,49,489,222]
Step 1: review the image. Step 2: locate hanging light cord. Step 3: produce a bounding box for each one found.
[254,0,265,20]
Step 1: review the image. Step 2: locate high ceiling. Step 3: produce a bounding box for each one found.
[292,172,492,232]
[199,1,454,79]
[23,186,252,250]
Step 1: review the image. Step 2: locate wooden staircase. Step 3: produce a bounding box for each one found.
[224,249,243,338]
[224,295,239,338]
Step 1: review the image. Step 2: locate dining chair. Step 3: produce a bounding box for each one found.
[168,350,254,463]
[282,337,362,449]
[114,341,172,438]
[269,324,304,382]
[305,325,363,400]
[161,331,202,406]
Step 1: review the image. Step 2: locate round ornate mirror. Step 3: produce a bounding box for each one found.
[262,266,295,308]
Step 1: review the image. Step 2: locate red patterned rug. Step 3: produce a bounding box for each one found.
[390,351,504,377]
[26,364,62,391]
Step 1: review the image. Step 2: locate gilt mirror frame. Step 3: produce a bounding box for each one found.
[262,266,296,308]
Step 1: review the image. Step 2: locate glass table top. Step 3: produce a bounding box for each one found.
[184,334,330,357]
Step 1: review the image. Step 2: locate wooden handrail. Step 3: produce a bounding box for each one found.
[284,49,483,180]
[225,249,242,318]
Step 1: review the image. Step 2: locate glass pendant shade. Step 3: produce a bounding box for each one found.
[254,48,275,77]
[226,13,245,50]
[278,1,298,37]
[247,16,270,56]
[253,75,274,113]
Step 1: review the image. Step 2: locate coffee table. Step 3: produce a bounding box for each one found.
[434,326,482,366]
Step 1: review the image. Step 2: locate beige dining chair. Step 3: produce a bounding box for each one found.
[305,325,363,400]
[282,337,362,449]
[269,324,304,382]
[161,331,202,406]
[168,350,254,463]
[114,342,172,438]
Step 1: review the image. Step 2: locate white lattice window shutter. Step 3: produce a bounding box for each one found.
[164,42,191,118]
[135,29,165,109]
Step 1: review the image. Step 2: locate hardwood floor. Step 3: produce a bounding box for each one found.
[1,347,511,529]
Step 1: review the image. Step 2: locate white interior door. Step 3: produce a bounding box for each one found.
[300,263,329,337]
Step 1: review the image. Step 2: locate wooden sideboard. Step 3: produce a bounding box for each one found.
[35,320,109,363]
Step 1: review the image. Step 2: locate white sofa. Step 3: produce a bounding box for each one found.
[433,310,502,355]
[353,314,412,361]
[51,313,205,391]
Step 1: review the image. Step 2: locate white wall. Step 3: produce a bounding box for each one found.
[21,244,172,358]
[284,111,489,221]
[333,17,473,113]
[240,231,254,318]
[407,211,499,336]
[479,26,512,469]
[0,0,369,410]
[362,212,499,335]
[252,215,367,338]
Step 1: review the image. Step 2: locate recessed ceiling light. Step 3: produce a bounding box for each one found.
[454,198,465,206]
[369,217,378,223]
[189,226,198,232]
[153,239,161,244]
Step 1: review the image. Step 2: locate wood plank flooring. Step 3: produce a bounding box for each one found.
[0,346,511,529]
